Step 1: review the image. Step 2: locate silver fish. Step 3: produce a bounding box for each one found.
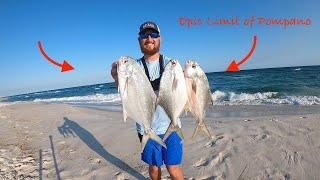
[184,60,213,139]
[117,56,166,151]
[158,60,188,141]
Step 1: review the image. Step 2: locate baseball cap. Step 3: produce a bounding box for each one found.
[138,21,160,35]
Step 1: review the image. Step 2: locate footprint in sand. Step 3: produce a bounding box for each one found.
[282,149,301,167]
[249,133,269,142]
[193,158,209,167]
[270,117,279,122]
[114,171,128,180]
[204,140,216,148]
[204,135,224,148]
[194,151,231,171]
[210,152,231,166]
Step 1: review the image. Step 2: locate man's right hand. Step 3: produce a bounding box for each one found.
[111,62,118,86]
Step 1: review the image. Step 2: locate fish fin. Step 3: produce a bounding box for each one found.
[122,108,128,122]
[172,76,178,91]
[119,77,129,97]
[149,131,167,149]
[191,80,197,94]
[192,123,213,140]
[124,78,128,95]
[209,90,214,106]
[141,135,149,153]
[140,131,167,152]
[163,123,184,141]
[191,124,200,140]
[163,123,174,141]
[184,102,190,116]
[202,123,213,139]
[176,126,185,140]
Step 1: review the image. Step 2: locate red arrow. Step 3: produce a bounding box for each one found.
[38,41,74,72]
[226,35,257,72]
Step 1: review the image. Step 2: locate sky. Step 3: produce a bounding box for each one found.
[0,0,319,97]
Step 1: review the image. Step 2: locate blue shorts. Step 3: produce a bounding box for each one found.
[139,132,183,167]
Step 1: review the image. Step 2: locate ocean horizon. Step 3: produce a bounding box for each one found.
[1,65,320,106]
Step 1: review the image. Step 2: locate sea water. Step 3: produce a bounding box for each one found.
[2,66,320,107]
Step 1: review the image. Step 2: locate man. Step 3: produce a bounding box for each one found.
[111,21,184,180]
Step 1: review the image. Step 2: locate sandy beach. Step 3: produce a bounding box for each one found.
[0,102,320,179]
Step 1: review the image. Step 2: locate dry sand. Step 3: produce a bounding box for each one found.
[0,102,319,179]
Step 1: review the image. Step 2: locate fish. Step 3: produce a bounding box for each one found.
[158,60,188,141]
[184,60,213,139]
[117,56,166,151]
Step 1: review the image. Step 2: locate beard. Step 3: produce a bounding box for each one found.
[140,43,160,55]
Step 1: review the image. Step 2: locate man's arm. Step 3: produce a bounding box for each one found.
[111,62,118,86]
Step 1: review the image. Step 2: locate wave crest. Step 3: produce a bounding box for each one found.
[33,93,121,104]
[21,91,320,106]
[211,91,320,105]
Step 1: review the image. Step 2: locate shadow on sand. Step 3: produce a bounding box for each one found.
[58,117,145,179]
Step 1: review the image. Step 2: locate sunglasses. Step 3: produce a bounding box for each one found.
[139,33,160,40]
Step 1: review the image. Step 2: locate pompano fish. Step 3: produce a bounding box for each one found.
[184,60,213,139]
[158,60,188,141]
[117,56,166,151]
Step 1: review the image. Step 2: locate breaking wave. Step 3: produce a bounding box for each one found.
[29,91,320,106]
[211,91,320,105]
[33,93,121,105]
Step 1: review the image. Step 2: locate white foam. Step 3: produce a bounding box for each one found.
[266,96,320,105]
[229,92,277,102]
[8,91,320,106]
[211,90,227,102]
[0,103,9,108]
[33,93,121,104]
[0,102,21,108]
[211,91,320,105]
[33,90,61,95]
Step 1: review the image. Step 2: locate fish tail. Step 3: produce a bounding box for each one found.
[183,102,190,116]
[192,123,213,140]
[163,123,184,141]
[141,135,149,153]
[149,131,167,149]
[140,131,167,152]
[176,126,185,140]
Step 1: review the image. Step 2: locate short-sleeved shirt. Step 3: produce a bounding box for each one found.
[135,56,182,135]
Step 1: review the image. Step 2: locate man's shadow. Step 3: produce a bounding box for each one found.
[58,117,145,179]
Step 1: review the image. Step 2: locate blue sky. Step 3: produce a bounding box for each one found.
[0,0,319,97]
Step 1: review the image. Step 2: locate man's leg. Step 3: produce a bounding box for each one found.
[162,132,184,179]
[166,165,183,180]
[139,132,164,179]
[149,165,161,180]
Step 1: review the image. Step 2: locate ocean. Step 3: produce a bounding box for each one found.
[1,65,320,107]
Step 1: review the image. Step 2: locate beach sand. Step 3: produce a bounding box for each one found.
[0,102,320,179]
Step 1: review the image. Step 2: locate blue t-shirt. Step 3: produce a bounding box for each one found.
[135,56,182,135]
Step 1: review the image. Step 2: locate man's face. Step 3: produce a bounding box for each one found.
[139,29,161,56]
